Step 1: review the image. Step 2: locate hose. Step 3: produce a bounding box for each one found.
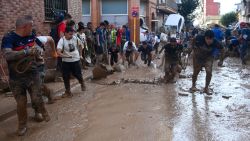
[14,57,35,74]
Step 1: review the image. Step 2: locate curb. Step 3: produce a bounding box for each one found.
[0,73,92,122]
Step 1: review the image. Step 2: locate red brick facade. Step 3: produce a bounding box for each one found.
[0,0,82,87]
[68,0,83,22]
[0,0,51,43]
[146,0,157,32]
[206,0,220,16]
[0,0,82,42]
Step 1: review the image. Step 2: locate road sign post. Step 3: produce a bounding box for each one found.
[131,6,139,43]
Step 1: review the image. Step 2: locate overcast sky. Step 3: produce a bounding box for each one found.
[214,0,241,15]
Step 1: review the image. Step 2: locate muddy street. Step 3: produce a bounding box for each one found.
[0,57,250,141]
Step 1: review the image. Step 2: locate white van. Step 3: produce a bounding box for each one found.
[164,14,185,38]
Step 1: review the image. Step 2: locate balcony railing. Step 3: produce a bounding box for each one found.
[247,2,250,16]
[157,0,178,12]
[166,1,178,10]
[44,0,68,21]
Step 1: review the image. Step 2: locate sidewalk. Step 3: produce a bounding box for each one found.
[0,69,93,122]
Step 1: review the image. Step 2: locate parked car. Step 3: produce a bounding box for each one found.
[164,14,185,39]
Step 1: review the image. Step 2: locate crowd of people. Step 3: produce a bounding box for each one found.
[159,22,250,93]
[0,13,157,136]
[1,12,250,136]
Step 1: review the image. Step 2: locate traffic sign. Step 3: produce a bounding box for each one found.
[131,6,139,17]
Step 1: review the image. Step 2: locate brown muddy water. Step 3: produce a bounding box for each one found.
[0,57,249,141]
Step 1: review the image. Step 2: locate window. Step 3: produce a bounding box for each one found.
[140,2,146,16]
[176,0,182,4]
[82,0,91,15]
[159,0,166,4]
[102,0,128,15]
[44,0,68,21]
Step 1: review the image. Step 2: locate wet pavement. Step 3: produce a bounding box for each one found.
[0,57,250,141]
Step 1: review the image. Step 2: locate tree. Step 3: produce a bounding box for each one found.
[220,12,238,26]
[178,0,200,23]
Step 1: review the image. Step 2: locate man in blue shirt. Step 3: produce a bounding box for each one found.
[212,24,224,59]
[123,25,131,42]
[239,22,250,65]
[1,15,50,136]
[96,22,105,65]
[138,41,153,66]
[212,24,224,41]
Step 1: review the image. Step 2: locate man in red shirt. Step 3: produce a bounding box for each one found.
[57,13,72,40]
[56,14,72,76]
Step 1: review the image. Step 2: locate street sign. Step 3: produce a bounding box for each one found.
[132,11,138,17]
[131,6,139,43]
[131,6,139,17]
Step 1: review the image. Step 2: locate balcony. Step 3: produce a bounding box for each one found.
[157,0,178,14]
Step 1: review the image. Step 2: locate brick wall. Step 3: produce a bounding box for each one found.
[68,0,83,23]
[0,0,83,41]
[147,0,157,32]
[0,0,51,43]
[0,0,83,87]
[206,0,220,16]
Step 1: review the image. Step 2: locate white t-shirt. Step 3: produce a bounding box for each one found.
[123,41,137,52]
[155,35,160,43]
[76,33,87,49]
[57,36,82,62]
[76,32,86,42]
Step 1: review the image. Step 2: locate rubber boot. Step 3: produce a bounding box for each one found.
[34,112,43,122]
[62,90,73,98]
[39,106,50,122]
[17,127,27,136]
[16,96,28,136]
[42,85,55,104]
[81,81,86,91]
